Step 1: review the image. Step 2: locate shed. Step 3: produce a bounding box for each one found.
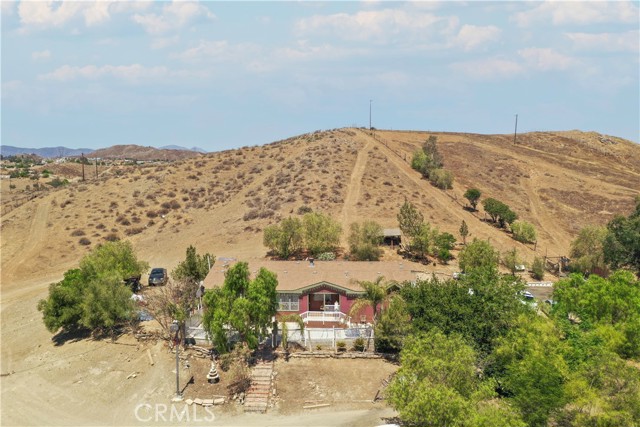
[382,228,402,246]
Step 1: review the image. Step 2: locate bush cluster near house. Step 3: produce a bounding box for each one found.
[263,211,341,259]
[348,220,384,261]
[411,135,454,189]
[37,240,149,336]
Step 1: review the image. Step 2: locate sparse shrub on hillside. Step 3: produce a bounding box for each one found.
[71,229,86,237]
[125,227,144,236]
[48,178,69,188]
[145,194,156,201]
[104,233,119,242]
[297,205,313,215]
[167,191,176,198]
[79,237,91,246]
[60,200,72,208]
[135,199,145,208]
[511,220,537,244]
[429,168,454,190]
[146,210,158,218]
[161,200,181,210]
[110,201,119,209]
[95,223,105,230]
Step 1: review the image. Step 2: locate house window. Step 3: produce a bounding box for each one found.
[278,293,299,311]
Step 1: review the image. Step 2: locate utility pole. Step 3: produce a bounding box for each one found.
[369,99,373,130]
[81,153,85,181]
[95,158,98,179]
[513,114,518,145]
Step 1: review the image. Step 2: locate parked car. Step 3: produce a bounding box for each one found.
[148,268,168,286]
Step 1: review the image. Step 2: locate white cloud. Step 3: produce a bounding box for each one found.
[451,58,524,80]
[275,40,365,61]
[132,1,215,34]
[518,47,578,71]
[294,9,457,43]
[512,1,639,27]
[566,30,640,52]
[151,35,181,50]
[16,1,153,30]
[1,0,16,15]
[31,50,52,61]
[37,64,204,83]
[453,24,501,51]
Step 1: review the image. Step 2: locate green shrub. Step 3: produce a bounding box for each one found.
[429,169,454,189]
[352,337,366,352]
[336,341,347,352]
[511,220,537,243]
[317,252,336,261]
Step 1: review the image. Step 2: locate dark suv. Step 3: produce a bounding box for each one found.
[148,268,168,286]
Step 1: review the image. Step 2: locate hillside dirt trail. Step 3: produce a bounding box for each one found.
[1,200,51,285]
[356,129,535,258]
[339,138,374,247]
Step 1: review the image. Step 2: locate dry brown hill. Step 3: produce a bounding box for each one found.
[90,144,203,161]
[1,128,639,287]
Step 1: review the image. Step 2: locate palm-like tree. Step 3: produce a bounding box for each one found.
[278,313,305,353]
[348,276,396,324]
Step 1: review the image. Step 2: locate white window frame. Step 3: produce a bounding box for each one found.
[278,293,299,311]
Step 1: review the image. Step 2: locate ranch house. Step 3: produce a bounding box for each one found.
[203,259,422,327]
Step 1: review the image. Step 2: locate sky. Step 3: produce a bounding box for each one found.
[1,1,638,152]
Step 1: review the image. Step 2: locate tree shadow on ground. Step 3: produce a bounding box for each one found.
[51,328,92,346]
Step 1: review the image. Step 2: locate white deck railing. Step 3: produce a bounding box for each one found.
[299,311,350,325]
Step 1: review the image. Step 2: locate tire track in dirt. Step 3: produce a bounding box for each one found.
[356,129,530,255]
[339,138,373,247]
[2,201,50,284]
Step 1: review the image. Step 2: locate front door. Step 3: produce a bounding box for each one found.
[309,293,339,311]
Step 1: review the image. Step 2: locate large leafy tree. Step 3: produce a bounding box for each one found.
[458,239,499,273]
[203,262,278,352]
[348,220,383,261]
[402,269,527,355]
[263,217,304,259]
[387,330,478,427]
[397,199,424,241]
[302,211,341,256]
[374,295,411,353]
[490,314,569,426]
[482,198,518,229]
[511,220,537,244]
[603,198,640,274]
[38,241,149,335]
[569,225,608,275]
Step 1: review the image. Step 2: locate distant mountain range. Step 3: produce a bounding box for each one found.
[2,144,207,158]
[160,145,207,153]
[1,145,95,158]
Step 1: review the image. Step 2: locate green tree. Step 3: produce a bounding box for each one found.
[397,199,424,241]
[531,256,545,280]
[402,269,526,355]
[491,315,569,426]
[502,248,523,275]
[263,217,303,259]
[434,232,456,263]
[387,330,478,427]
[459,220,469,245]
[463,188,482,211]
[172,245,214,285]
[411,149,428,172]
[374,295,411,353]
[482,198,517,229]
[348,220,383,261]
[603,198,640,274]
[429,168,454,189]
[569,225,608,275]
[203,262,278,352]
[458,239,499,273]
[348,276,392,324]
[511,220,537,244]
[302,211,341,256]
[38,241,149,335]
[412,223,435,260]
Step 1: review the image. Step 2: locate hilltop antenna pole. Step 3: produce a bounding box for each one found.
[81,153,85,181]
[513,114,518,145]
[95,157,98,179]
[369,99,373,131]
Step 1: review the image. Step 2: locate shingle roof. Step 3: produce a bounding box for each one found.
[203,259,425,292]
